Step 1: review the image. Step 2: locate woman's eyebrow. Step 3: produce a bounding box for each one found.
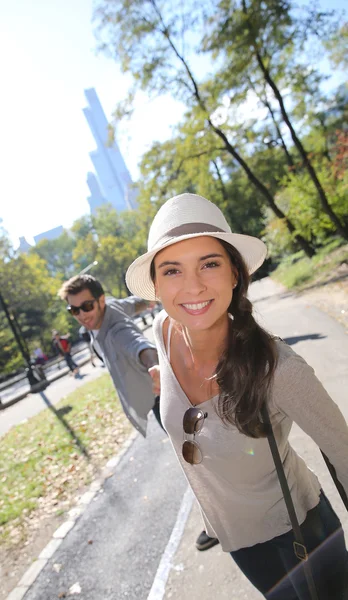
[200,253,224,261]
[157,260,181,269]
[157,253,224,269]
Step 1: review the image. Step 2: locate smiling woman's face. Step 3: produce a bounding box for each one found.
[153,236,237,332]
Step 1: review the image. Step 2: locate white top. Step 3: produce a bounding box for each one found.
[91,330,104,362]
[153,310,348,552]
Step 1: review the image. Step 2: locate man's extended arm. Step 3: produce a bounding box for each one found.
[139,348,158,370]
[108,322,161,396]
[133,298,152,315]
[113,296,152,318]
[140,349,160,397]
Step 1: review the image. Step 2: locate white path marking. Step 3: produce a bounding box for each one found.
[147,486,194,600]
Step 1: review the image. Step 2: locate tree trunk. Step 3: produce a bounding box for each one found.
[212,159,229,203]
[257,54,348,239]
[265,100,295,170]
[212,159,247,234]
[208,121,315,257]
[246,76,296,171]
[241,0,348,241]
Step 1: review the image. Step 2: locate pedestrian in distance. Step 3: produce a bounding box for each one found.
[126,193,348,600]
[32,347,48,379]
[52,330,79,376]
[33,347,48,365]
[58,274,219,552]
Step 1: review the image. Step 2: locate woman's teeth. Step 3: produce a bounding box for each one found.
[182,301,211,310]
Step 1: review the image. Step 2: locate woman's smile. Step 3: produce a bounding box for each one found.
[179,299,214,315]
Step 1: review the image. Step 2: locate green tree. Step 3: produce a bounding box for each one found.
[72,233,99,273]
[0,250,72,373]
[137,121,271,238]
[70,204,150,296]
[92,204,123,238]
[31,230,76,279]
[325,23,348,70]
[94,0,322,256]
[70,215,94,240]
[202,0,348,239]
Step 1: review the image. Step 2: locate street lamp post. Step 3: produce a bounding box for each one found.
[78,260,98,275]
[77,260,112,295]
[0,290,48,393]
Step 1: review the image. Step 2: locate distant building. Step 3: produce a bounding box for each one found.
[17,226,64,253]
[83,88,138,215]
[18,236,32,253]
[33,225,64,245]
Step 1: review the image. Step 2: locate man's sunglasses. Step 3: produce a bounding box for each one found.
[67,299,97,316]
[182,407,207,465]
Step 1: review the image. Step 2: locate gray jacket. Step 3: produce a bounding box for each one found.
[93,296,156,437]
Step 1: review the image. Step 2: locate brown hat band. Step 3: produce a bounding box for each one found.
[153,223,226,249]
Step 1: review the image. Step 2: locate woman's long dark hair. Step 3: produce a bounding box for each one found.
[215,239,277,438]
[151,238,277,438]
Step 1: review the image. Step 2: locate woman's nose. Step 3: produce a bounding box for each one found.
[183,271,207,294]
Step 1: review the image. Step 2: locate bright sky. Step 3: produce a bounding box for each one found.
[0,0,346,247]
[0,0,186,246]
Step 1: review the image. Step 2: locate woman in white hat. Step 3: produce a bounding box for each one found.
[126,193,348,599]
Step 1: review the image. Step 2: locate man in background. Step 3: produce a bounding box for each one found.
[58,274,161,434]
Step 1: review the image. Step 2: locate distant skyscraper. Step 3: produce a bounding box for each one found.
[83,88,137,215]
[34,225,64,245]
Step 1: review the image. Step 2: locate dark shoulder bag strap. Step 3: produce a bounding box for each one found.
[320,451,348,510]
[261,404,320,600]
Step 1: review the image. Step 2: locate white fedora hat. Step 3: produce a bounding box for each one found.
[126,193,267,300]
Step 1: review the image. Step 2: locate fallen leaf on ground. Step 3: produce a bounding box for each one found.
[68,581,81,594]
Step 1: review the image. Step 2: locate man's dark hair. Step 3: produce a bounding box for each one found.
[58,274,104,302]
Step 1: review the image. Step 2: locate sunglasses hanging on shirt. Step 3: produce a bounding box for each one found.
[182,407,208,465]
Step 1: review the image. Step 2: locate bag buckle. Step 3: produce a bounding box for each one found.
[293,541,308,561]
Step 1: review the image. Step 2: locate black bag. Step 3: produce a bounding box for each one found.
[261,404,348,600]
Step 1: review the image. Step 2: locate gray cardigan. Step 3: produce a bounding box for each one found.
[93,297,157,436]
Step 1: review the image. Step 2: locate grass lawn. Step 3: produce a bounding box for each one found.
[271,240,348,290]
[0,374,132,547]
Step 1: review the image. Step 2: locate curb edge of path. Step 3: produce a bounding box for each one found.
[5,429,140,600]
